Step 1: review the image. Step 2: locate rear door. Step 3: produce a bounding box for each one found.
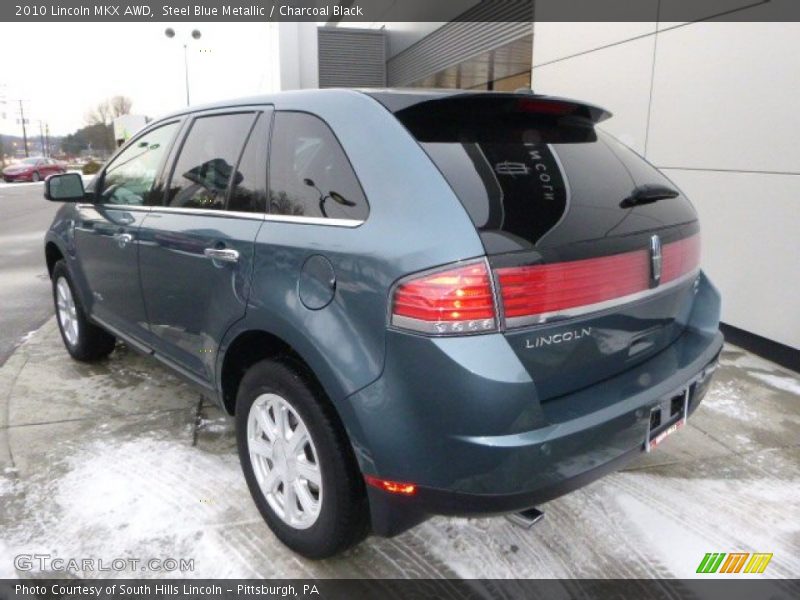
[393,94,701,401]
[138,108,271,382]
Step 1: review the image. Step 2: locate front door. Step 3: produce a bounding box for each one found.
[73,121,180,338]
[138,109,271,382]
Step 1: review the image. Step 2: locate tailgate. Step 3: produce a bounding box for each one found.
[391,92,702,400]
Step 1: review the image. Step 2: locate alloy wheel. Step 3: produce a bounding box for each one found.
[56,277,79,346]
[247,393,323,529]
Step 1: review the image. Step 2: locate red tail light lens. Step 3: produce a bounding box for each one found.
[661,233,701,283]
[497,233,700,327]
[365,475,417,496]
[391,261,497,335]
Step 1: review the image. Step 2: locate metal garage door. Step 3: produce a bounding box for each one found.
[318,27,386,88]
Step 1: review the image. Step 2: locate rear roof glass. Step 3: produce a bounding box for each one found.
[392,95,694,255]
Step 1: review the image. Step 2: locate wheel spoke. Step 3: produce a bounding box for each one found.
[253,405,275,441]
[249,437,273,460]
[295,459,321,487]
[294,480,318,515]
[288,422,308,453]
[284,477,297,522]
[278,404,292,440]
[262,467,280,493]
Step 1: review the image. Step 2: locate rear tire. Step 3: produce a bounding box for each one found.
[235,358,370,558]
[52,260,116,361]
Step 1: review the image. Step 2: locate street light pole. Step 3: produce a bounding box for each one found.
[165,28,202,107]
[183,43,190,106]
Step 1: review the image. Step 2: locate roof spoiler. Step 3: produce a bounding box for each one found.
[370,90,612,125]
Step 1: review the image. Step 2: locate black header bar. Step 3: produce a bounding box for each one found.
[1,0,798,23]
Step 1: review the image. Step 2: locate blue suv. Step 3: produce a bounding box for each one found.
[43,90,722,558]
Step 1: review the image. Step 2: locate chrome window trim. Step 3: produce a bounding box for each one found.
[504,269,701,329]
[76,203,152,212]
[148,206,264,221]
[262,213,362,228]
[76,203,364,227]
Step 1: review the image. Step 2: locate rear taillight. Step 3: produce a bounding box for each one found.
[661,233,701,283]
[390,234,699,334]
[498,249,650,325]
[497,233,700,327]
[390,261,497,335]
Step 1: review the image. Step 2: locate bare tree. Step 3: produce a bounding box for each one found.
[109,96,132,118]
[82,96,133,156]
[85,100,112,126]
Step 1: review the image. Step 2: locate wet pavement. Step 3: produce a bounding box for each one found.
[1,319,798,579]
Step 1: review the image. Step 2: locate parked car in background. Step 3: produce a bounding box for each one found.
[2,157,66,182]
[41,89,722,559]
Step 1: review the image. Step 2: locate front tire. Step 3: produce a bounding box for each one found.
[236,358,369,558]
[31,171,41,182]
[52,260,116,361]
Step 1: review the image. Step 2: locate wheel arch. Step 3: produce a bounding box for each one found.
[217,327,343,418]
[45,240,65,279]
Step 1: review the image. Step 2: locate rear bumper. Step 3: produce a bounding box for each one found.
[339,272,723,536]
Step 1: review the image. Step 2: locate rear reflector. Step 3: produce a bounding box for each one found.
[365,475,417,496]
[391,261,497,335]
[497,233,700,327]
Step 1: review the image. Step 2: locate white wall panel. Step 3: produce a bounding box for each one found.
[648,22,800,172]
[663,169,800,349]
[532,36,656,153]
[532,20,657,66]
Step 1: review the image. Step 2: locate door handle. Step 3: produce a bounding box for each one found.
[203,247,240,263]
[113,232,133,248]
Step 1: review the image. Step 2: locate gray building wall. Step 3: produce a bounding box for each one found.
[318,27,386,88]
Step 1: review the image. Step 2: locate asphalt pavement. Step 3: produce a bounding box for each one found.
[0,181,60,365]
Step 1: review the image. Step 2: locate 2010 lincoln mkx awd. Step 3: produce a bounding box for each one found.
[42,89,722,558]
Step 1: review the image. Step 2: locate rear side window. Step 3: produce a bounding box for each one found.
[268,112,368,221]
[167,112,256,210]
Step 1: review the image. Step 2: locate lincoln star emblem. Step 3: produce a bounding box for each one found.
[650,234,662,287]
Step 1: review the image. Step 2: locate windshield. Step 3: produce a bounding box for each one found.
[22,158,41,165]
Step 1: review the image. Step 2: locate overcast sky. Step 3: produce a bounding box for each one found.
[0,22,280,137]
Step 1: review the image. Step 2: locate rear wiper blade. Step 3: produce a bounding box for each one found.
[621,184,679,208]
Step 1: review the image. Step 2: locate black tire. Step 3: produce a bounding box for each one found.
[31,171,41,182]
[52,260,116,361]
[235,358,370,558]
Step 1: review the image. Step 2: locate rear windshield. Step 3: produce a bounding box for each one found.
[395,96,694,254]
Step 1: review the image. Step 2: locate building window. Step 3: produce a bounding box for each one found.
[408,34,532,92]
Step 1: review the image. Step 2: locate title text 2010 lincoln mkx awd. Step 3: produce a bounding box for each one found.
[42,89,722,558]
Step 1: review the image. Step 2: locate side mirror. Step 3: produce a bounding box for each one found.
[44,173,86,202]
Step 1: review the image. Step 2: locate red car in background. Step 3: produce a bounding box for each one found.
[2,157,67,182]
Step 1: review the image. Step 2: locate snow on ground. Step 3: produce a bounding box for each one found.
[702,379,758,420]
[748,372,800,396]
[2,423,798,579]
[1,435,255,578]
[1,325,798,579]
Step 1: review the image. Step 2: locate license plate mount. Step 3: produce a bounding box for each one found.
[644,387,689,452]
